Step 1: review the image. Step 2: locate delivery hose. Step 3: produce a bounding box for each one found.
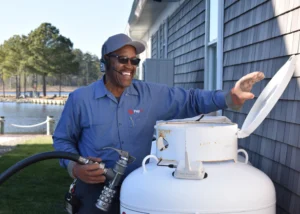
[0,151,83,185]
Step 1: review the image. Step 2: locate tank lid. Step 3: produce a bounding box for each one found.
[155,116,234,128]
[238,55,296,138]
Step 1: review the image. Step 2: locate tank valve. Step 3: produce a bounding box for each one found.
[95,147,135,212]
[174,151,207,180]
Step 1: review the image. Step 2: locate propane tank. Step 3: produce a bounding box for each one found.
[120,119,276,214]
[120,157,276,214]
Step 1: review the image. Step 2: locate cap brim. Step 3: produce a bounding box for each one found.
[125,41,145,55]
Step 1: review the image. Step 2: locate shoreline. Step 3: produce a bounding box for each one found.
[0,86,77,93]
[0,87,77,104]
[0,95,68,104]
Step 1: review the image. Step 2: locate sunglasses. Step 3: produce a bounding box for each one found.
[108,54,141,66]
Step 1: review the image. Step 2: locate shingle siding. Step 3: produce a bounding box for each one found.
[151,32,158,58]
[224,0,239,9]
[151,0,206,89]
[224,0,300,213]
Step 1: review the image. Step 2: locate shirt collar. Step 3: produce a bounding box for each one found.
[126,80,138,96]
[94,76,138,99]
[94,77,108,99]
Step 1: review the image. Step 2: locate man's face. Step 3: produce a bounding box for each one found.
[106,45,137,89]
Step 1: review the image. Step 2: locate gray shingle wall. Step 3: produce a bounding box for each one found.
[225,0,269,22]
[224,0,238,9]
[224,0,300,213]
[151,31,158,58]
[167,0,205,89]
[224,0,300,38]
[174,82,203,89]
[159,23,165,58]
[150,0,205,89]
[174,70,204,83]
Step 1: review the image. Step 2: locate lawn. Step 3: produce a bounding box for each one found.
[0,136,73,214]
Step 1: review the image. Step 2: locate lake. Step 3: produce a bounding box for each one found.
[0,102,64,134]
[0,91,70,96]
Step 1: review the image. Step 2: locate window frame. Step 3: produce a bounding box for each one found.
[204,0,224,115]
[204,0,224,91]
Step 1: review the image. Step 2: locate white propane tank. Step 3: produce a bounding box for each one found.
[121,159,276,214]
[120,56,296,214]
[120,119,276,214]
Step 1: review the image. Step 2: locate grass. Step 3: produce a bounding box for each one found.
[0,136,73,214]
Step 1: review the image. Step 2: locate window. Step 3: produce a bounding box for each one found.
[209,0,218,43]
[205,0,223,91]
[205,0,224,115]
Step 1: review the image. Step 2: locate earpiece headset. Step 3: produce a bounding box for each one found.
[100,54,120,74]
[100,43,132,74]
[100,44,121,74]
[100,44,107,72]
[100,58,106,73]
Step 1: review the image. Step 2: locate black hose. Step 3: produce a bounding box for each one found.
[0,151,81,185]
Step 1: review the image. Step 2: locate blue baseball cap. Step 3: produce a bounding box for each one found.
[101,33,145,57]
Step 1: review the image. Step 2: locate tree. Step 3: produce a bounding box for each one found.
[28,23,73,96]
[83,53,92,85]
[0,22,100,96]
[90,54,101,81]
[72,49,86,86]
[0,45,5,97]
[51,36,79,96]
[72,50,102,86]
[1,35,29,98]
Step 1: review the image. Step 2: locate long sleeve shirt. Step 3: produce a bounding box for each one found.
[53,77,228,176]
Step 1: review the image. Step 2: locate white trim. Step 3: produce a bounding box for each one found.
[205,0,224,91]
[204,0,218,91]
[216,0,224,116]
[205,0,224,115]
[204,0,210,90]
[216,0,224,90]
[208,39,217,46]
[164,19,168,58]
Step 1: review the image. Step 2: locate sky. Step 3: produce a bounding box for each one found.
[0,0,134,57]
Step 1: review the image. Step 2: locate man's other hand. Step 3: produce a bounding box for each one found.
[230,71,265,106]
[73,157,106,184]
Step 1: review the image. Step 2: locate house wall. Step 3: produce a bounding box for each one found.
[223,0,300,213]
[151,0,206,89]
[138,1,184,80]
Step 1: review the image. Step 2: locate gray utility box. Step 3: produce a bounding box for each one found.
[143,58,174,87]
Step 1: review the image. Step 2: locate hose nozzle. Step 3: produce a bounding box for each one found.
[95,147,135,212]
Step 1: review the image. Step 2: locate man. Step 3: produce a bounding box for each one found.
[53,33,264,214]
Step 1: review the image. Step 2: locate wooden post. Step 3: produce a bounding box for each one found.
[0,116,5,134]
[46,116,55,135]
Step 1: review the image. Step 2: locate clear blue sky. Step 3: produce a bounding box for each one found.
[0,0,134,58]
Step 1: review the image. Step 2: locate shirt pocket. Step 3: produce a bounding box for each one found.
[127,114,147,138]
[89,122,115,150]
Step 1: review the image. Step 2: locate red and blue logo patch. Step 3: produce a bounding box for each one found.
[128,109,143,115]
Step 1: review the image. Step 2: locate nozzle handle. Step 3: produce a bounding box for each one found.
[102,147,136,163]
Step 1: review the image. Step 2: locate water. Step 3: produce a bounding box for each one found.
[0,91,70,96]
[0,102,64,134]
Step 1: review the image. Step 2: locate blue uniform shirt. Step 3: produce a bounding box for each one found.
[53,76,228,176]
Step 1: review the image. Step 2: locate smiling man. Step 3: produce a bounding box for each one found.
[53,33,264,214]
[101,35,143,97]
